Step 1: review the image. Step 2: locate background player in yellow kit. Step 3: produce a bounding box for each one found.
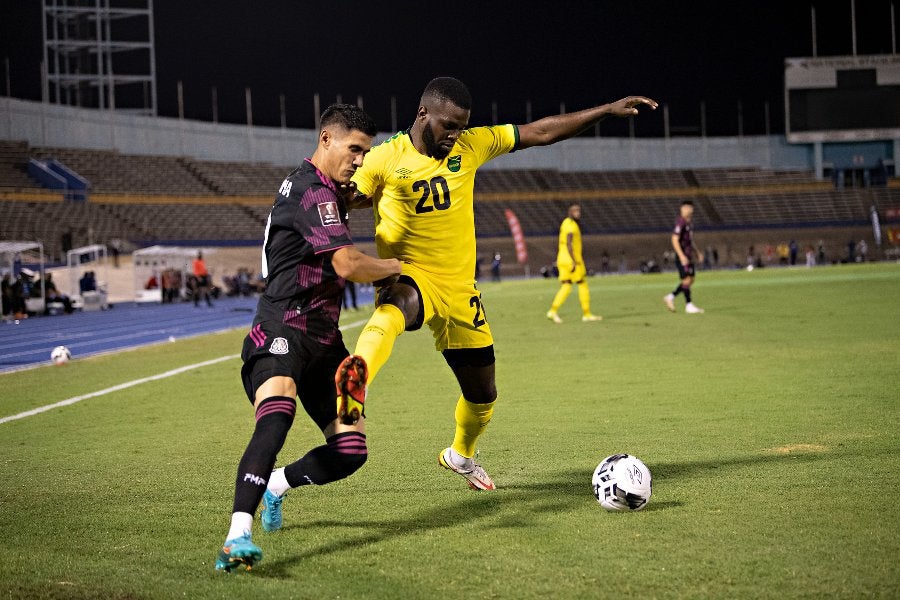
[546,203,602,324]
[335,77,657,490]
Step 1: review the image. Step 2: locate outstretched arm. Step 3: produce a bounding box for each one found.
[517,96,658,150]
[332,246,401,284]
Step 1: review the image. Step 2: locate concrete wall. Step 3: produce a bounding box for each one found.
[1,97,318,166]
[3,97,813,171]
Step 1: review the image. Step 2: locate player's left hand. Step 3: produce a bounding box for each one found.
[609,96,658,117]
[337,180,357,201]
[339,183,373,210]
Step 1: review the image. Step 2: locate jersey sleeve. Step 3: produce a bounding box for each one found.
[351,142,386,198]
[289,183,353,254]
[463,124,519,167]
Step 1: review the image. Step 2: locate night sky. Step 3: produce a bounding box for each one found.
[1,1,897,137]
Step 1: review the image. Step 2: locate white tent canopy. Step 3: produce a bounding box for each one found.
[132,245,215,303]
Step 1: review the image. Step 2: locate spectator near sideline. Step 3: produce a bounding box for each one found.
[79,271,97,293]
[192,251,213,307]
[856,239,868,262]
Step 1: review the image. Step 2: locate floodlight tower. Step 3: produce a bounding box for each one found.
[41,0,157,115]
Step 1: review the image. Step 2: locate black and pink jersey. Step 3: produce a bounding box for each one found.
[251,159,353,346]
[673,216,695,261]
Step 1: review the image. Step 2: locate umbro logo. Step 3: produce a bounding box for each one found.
[395,167,413,180]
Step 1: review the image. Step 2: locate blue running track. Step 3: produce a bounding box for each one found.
[1,286,376,373]
[0,296,261,373]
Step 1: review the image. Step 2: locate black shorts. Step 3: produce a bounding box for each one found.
[240,321,348,431]
[677,260,696,279]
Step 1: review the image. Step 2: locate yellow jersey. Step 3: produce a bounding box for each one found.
[352,125,519,280]
[557,217,583,267]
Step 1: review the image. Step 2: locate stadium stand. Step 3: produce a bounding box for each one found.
[689,167,821,187]
[474,168,690,192]
[0,140,45,191]
[29,147,214,195]
[1,139,898,268]
[181,159,287,195]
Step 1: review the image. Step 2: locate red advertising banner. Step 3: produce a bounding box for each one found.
[503,209,528,264]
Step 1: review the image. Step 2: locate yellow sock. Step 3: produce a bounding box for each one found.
[577,282,592,315]
[550,283,572,312]
[451,396,495,459]
[353,303,405,384]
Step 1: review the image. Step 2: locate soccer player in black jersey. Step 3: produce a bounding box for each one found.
[215,104,401,572]
[664,200,705,313]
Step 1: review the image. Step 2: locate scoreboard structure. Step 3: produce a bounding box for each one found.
[785,54,900,143]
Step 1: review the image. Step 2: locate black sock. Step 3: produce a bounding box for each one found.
[672,284,683,296]
[284,431,368,487]
[683,287,692,303]
[232,396,296,514]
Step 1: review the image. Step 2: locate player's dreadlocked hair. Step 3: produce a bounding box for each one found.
[421,77,472,110]
[320,103,377,136]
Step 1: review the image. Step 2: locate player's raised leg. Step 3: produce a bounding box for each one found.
[263,347,372,533]
[261,429,368,531]
[338,283,413,416]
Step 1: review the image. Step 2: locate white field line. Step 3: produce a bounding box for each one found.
[0,318,370,426]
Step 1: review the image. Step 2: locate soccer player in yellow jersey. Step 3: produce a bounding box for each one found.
[546,203,602,323]
[336,77,657,490]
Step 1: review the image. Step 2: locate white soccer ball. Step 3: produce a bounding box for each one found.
[592,453,652,511]
[50,345,72,365]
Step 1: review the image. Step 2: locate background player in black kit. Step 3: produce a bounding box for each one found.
[664,200,705,314]
[215,104,401,572]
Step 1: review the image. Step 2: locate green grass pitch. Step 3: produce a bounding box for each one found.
[1,262,898,599]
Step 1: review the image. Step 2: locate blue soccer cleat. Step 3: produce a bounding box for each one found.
[260,489,285,533]
[215,533,262,572]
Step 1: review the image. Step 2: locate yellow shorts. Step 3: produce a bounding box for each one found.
[400,262,493,352]
[558,261,586,282]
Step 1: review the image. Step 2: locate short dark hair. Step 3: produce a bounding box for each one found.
[421,77,472,110]
[320,103,377,136]
[681,200,694,206]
